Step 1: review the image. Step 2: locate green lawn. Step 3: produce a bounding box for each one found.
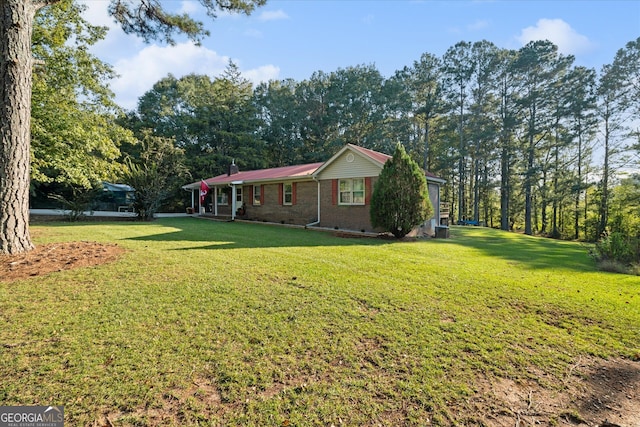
[1,218,638,425]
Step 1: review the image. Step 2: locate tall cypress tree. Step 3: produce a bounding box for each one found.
[370,144,433,238]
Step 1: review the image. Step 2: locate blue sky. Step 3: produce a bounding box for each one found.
[81,1,640,110]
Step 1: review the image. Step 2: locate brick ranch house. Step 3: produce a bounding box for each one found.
[182,144,446,236]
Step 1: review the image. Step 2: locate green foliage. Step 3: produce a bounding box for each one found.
[370,144,433,238]
[608,174,640,236]
[120,36,640,242]
[108,0,266,45]
[253,79,305,166]
[47,184,103,221]
[31,0,134,190]
[123,132,190,220]
[389,52,444,170]
[130,63,265,181]
[590,230,640,273]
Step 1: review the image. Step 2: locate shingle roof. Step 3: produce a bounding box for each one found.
[183,144,444,190]
[183,162,324,189]
[348,144,391,165]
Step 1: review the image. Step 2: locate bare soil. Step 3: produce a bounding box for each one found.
[1,243,639,426]
[471,357,640,426]
[0,241,125,282]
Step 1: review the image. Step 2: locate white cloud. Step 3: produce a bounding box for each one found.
[179,1,204,15]
[243,65,281,85]
[110,43,280,110]
[80,0,145,60]
[111,43,230,110]
[258,10,289,21]
[79,0,114,27]
[79,0,280,110]
[517,18,593,55]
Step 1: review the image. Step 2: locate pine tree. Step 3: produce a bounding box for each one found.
[370,144,433,238]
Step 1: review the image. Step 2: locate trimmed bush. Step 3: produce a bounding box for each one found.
[370,144,433,238]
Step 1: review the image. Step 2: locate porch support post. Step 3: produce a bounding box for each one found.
[231,185,237,220]
[191,189,195,209]
[214,187,218,216]
[316,179,321,223]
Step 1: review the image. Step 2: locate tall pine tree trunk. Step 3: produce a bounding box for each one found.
[457,90,465,224]
[473,156,480,222]
[423,120,430,172]
[574,129,583,240]
[551,144,559,238]
[598,110,611,237]
[0,0,37,254]
[524,130,535,236]
[500,143,510,230]
[540,169,548,234]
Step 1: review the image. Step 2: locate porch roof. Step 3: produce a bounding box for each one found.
[182,162,324,190]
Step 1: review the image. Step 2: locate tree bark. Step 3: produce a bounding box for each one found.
[500,143,510,230]
[524,122,535,236]
[597,101,612,238]
[0,0,37,254]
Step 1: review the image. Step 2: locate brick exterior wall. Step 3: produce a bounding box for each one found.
[317,177,381,232]
[202,172,440,236]
[242,181,318,225]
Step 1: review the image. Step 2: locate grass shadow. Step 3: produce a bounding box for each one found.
[37,218,597,272]
[123,217,386,250]
[442,226,596,272]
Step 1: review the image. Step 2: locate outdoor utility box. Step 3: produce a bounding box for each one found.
[435,226,450,239]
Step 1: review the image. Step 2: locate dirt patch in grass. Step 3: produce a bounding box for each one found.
[0,241,125,282]
[471,357,640,426]
[94,376,223,427]
[88,358,640,426]
[1,239,638,426]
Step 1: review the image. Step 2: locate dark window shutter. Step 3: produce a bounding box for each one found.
[260,185,265,205]
[332,179,338,205]
[292,182,297,205]
[278,183,283,205]
[365,177,372,205]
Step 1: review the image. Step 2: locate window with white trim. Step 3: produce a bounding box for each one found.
[339,178,365,205]
[283,183,293,205]
[217,190,228,205]
[253,185,261,205]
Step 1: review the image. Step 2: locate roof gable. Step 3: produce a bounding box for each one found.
[313,144,390,179]
[348,144,391,165]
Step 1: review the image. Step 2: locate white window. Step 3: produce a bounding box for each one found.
[339,178,365,205]
[236,187,243,205]
[253,185,261,205]
[283,183,293,205]
[217,190,228,206]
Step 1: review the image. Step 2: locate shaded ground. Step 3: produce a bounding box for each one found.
[1,243,639,426]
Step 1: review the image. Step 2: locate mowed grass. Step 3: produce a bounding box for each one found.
[1,218,638,425]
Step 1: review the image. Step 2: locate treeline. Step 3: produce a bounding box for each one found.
[122,39,639,241]
[30,3,639,242]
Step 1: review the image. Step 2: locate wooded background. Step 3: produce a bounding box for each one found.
[31,2,640,242]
